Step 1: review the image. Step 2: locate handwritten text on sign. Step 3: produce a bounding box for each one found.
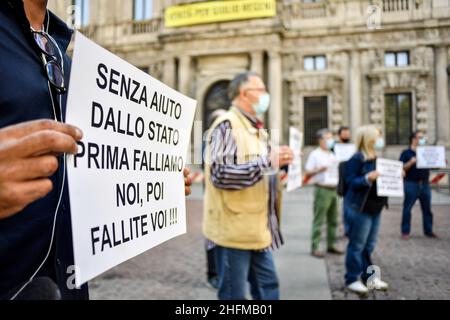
[417,146,446,169]
[376,158,404,197]
[66,32,197,287]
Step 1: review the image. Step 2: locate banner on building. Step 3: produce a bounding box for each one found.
[66,32,197,287]
[165,0,276,28]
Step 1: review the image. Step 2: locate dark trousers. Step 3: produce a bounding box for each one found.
[401,181,433,235]
[216,246,279,300]
[206,247,218,279]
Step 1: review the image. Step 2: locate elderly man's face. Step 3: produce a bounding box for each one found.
[241,76,267,108]
[319,132,333,149]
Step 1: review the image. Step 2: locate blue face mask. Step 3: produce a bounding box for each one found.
[326,139,335,150]
[252,93,270,115]
[418,138,426,146]
[374,137,385,150]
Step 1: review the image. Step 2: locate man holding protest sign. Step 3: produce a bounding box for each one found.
[399,130,438,240]
[334,126,355,237]
[305,129,343,258]
[0,0,192,300]
[203,72,293,300]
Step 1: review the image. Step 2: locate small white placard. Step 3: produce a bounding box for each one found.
[416,146,446,169]
[334,143,356,162]
[376,158,404,197]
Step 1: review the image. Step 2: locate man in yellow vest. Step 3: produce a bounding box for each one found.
[203,72,293,300]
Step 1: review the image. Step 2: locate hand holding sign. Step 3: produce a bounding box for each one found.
[184,167,192,196]
[367,170,380,182]
[0,120,82,219]
[270,145,294,169]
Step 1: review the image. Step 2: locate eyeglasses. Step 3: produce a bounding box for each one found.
[31,30,66,94]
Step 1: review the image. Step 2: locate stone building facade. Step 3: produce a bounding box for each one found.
[49,0,450,159]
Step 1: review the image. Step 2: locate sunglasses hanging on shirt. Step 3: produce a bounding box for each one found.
[30,26,66,94]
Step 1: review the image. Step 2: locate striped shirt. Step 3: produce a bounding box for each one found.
[206,107,284,251]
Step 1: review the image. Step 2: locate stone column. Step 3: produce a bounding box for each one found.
[341,51,351,126]
[163,57,175,88]
[349,50,362,134]
[177,56,196,166]
[435,46,450,145]
[268,51,282,135]
[250,51,264,76]
[178,56,191,96]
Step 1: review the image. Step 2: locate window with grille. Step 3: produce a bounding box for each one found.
[304,96,328,146]
[385,93,412,145]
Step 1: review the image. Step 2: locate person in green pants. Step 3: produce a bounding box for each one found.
[305,129,344,258]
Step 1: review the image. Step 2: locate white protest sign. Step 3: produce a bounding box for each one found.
[376,158,404,197]
[323,160,339,186]
[66,32,197,287]
[334,143,356,162]
[287,127,303,192]
[416,146,446,169]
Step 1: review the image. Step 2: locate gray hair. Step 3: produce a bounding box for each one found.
[316,128,331,141]
[227,71,260,101]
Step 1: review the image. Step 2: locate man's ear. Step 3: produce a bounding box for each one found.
[239,88,247,101]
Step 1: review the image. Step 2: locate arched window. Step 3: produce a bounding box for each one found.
[203,80,231,130]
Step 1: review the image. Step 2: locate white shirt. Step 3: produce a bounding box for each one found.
[305,147,338,187]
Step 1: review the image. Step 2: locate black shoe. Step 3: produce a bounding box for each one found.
[327,247,344,255]
[425,232,439,239]
[207,276,220,289]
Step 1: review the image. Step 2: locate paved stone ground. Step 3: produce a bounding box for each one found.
[274,187,331,300]
[89,184,450,300]
[326,201,450,300]
[89,185,332,300]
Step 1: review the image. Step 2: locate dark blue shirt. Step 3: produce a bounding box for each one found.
[399,148,430,183]
[344,152,387,214]
[0,0,88,299]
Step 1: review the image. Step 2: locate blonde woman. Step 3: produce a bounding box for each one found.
[343,125,389,295]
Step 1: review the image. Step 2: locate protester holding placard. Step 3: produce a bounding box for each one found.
[338,126,351,144]
[344,125,389,295]
[203,72,293,300]
[335,126,354,237]
[0,0,192,300]
[399,130,438,240]
[305,129,343,258]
